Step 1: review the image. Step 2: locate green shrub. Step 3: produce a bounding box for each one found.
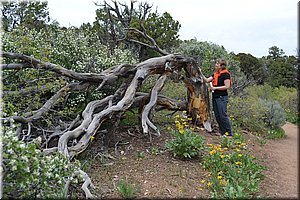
[165,115,205,159]
[165,129,205,159]
[266,128,286,139]
[202,135,266,198]
[116,179,140,198]
[2,123,81,199]
[260,99,286,129]
[228,84,296,134]
[228,96,268,134]
[285,111,299,125]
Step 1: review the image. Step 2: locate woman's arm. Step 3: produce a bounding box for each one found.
[211,79,231,91]
[202,74,213,83]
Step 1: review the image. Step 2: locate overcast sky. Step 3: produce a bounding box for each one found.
[47,0,298,58]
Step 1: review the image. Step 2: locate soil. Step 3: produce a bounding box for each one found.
[79,122,299,199]
[254,122,299,199]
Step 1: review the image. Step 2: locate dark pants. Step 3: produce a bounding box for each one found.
[212,95,232,135]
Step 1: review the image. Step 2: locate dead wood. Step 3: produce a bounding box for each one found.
[2,50,211,198]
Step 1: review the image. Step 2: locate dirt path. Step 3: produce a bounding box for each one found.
[256,122,299,198]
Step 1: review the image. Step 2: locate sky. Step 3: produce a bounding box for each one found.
[47,0,299,58]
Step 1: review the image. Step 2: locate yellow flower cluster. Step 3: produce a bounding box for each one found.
[174,111,193,134]
[207,143,225,156]
[175,120,185,134]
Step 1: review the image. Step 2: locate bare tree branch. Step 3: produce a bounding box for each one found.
[125,27,169,55]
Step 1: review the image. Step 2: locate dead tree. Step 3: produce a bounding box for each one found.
[2,49,212,197]
[2,3,211,195]
[3,51,211,151]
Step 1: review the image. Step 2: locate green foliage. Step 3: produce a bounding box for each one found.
[272,86,298,113]
[2,24,138,117]
[136,151,145,160]
[228,84,296,135]
[119,109,140,126]
[142,11,181,58]
[165,129,205,159]
[116,179,140,198]
[219,133,246,148]
[202,136,265,198]
[160,79,187,101]
[260,99,286,129]
[1,1,50,31]
[228,94,268,134]
[285,111,299,125]
[165,115,205,159]
[266,128,286,139]
[267,46,285,60]
[93,1,181,60]
[267,60,296,88]
[175,39,246,92]
[236,53,266,84]
[261,46,298,88]
[2,124,82,199]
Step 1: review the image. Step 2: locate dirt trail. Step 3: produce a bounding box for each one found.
[256,122,299,198]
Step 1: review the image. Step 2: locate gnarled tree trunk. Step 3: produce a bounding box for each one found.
[2,48,211,199]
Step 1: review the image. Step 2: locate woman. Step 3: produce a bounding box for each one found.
[202,58,233,136]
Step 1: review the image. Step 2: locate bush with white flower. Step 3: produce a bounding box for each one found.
[1,123,82,198]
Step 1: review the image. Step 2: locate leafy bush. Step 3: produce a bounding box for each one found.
[165,114,205,159]
[266,128,286,139]
[285,111,299,125]
[260,99,286,129]
[2,25,138,116]
[2,123,82,199]
[202,134,265,198]
[228,95,268,134]
[228,84,297,135]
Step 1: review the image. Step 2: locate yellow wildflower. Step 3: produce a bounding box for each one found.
[221,155,225,159]
[175,115,180,118]
[198,187,203,191]
[238,154,242,157]
[207,182,212,187]
[90,136,95,141]
[217,175,222,179]
[223,147,228,151]
[179,129,184,134]
[219,179,228,186]
[235,161,242,165]
[235,148,241,152]
[187,117,192,121]
[201,180,206,184]
[209,150,216,155]
[175,120,180,124]
[225,132,229,136]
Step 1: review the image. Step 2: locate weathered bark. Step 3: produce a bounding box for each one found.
[183,62,212,131]
[141,73,169,136]
[2,51,211,198]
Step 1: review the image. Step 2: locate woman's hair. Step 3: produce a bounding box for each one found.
[216,58,227,69]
